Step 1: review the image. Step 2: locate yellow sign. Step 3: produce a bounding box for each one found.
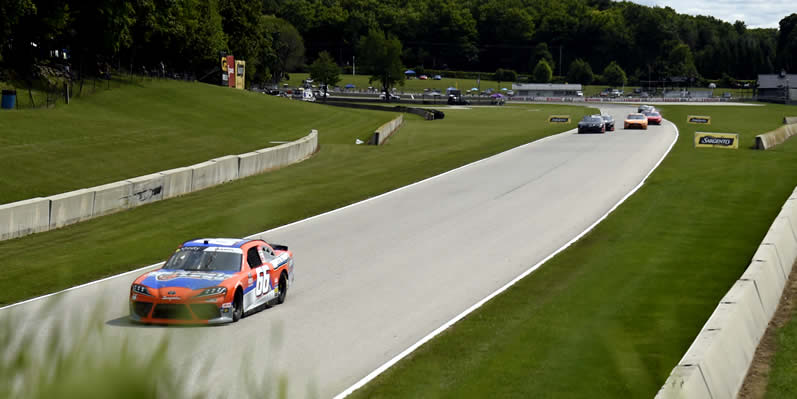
[234,60,246,90]
[687,115,711,124]
[694,132,739,149]
[220,57,228,72]
[549,115,571,123]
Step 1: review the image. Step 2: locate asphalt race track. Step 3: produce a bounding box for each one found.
[2,105,677,398]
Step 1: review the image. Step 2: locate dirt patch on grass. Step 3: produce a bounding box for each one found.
[738,261,797,399]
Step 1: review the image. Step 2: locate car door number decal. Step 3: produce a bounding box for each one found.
[254,268,270,297]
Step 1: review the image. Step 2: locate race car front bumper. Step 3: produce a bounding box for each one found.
[129,297,234,325]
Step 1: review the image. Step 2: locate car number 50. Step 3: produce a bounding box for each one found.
[255,269,269,297]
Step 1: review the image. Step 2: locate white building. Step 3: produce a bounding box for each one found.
[512,83,582,97]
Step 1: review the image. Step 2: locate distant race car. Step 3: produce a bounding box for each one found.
[578,115,606,134]
[646,111,663,125]
[624,113,648,130]
[595,114,615,131]
[129,238,294,325]
[638,104,654,113]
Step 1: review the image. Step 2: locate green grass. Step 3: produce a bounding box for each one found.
[0,79,395,204]
[348,103,797,398]
[765,279,797,398]
[0,102,595,306]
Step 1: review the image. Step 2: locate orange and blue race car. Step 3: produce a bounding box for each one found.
[129,238,294,324]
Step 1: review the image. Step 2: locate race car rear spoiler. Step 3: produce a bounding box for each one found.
[270,243,288,251]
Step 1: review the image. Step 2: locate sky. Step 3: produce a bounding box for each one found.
[626,0,795,29]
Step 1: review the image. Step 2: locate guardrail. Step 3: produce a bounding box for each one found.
[656,185,797,399]
[368,115,404,145]
[0,130,318,241]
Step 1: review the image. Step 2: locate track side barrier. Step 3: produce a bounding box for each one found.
[755,123,797,150]
[656,185,797,399]
[369,114,404,145]
[0,130,318,241]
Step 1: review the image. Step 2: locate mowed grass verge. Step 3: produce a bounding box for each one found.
[0,79,395,204]
[0,103,595,306]
[350,103,797,398]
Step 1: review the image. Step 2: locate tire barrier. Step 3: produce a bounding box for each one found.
[0,130,318,241]
[755,123,797,150]
[656,185,797,399]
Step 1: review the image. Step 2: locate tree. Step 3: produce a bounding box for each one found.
[666,42,698,79]
[531,43,555,74]
[261,16,304,84]
[533,59,552,83]
[358,29,404,100]
[567,59,593,85]
[309,51,340,101]
[602,61,627,87]
[219,0,269,86]
[776,13,797,71]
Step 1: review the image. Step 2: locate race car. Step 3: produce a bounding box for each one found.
[129,238,294,325]
[646,111,663,125]
[595,114,615,131]
[578,115,606,134]
[624,113,648,130]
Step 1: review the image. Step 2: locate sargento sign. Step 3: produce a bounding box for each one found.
[694,132,739,149]
[687,115,711,124]
[548,115,570,123]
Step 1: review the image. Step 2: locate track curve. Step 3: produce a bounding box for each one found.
[3,105,677,398]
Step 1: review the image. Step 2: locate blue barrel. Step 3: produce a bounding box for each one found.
[1,90,16,109]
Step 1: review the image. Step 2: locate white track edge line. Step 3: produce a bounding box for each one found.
[333,121,680,399]
[0,128,576,312]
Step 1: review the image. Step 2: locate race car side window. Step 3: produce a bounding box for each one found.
[260,246,275,261]
[246,247,262,268]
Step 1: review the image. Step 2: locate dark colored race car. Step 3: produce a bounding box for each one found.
[578,115,606,134]
[129,238,294,325]
[595,114,615,131]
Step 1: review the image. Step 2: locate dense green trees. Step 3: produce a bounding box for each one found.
[358,29,405,98]
[602,61,627,87]
[1,1,795,88]
[567,59,593,85]
[309,51,340,100]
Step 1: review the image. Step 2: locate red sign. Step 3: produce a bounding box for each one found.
[227,55,235,88]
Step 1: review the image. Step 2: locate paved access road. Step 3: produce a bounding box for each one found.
[2,105,677,398]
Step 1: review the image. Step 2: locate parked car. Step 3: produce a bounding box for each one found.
[379,92,400,102]
[575,90,583,97]
[432,75,442,80]
[419,75,428,80]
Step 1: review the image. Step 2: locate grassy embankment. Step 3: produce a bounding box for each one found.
[0,79,401,205]
[0,91,594,306]
[350,103,797,398]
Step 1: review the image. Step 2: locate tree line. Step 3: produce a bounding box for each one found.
[1,0,796,89]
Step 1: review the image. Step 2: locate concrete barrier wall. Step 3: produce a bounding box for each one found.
[370,114,404,145]
[755,123,797,150]
[48,189,95,228]
[127,173,165,206]
[93,181,133,217]
[160,167,194,199]
[0,198,50,240]
[784,116,797,125]
[657,185,797,399]
[0,130,319,241]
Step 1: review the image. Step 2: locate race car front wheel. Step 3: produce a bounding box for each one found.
[232,290,243,322]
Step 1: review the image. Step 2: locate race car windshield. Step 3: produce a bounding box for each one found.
[629,115,645,120]
[165,248,241,272]
[583,117,602,123]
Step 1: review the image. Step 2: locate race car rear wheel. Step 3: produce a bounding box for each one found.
[276,274,288,304]
[232,289,243,322]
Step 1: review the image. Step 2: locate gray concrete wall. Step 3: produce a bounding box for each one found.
[370,115,404,145]
[0,130,319,240]
[48,189,95,228]
[656,185,797,399]
[0,198,50,240]
[756,123,797,150]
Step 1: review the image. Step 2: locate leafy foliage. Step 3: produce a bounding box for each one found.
[602,61,626,87]
[358,29,404,97]
[567,58,593,85]
[309,51,340,98]
[533,59,552,83]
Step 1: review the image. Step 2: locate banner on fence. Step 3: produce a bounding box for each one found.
[694,132,739,149]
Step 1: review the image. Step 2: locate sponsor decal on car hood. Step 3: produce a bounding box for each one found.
[141,270,235,290]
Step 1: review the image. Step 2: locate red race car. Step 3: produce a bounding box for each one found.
[129,238,294,325]
[645,110,663,125]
